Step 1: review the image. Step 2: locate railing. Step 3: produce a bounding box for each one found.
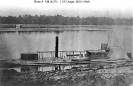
[37,51,86,59]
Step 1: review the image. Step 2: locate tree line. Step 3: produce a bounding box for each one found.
[0,15,132,25]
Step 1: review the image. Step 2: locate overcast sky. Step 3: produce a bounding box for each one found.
[0,0,132,18]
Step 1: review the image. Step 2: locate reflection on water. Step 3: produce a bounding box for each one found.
[2,63,101,73]
[1,62,133,86]
[8,63,105,73]
[11,64,90,72]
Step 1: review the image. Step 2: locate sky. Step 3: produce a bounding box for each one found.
[0,0,132,18]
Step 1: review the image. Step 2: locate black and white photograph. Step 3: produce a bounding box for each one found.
[0,0,133,86]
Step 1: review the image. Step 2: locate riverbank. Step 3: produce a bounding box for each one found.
[0,24,132,29]
[1,65,133,86]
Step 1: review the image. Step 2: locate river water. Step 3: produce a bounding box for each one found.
[0,25,132,60]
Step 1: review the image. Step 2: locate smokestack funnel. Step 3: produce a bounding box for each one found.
[55,36,58,58]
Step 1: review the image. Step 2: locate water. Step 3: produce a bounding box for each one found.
[7,64,97,73]
[0,25,132,86]
[0,25,132,60]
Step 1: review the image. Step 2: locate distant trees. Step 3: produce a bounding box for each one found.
[0,15,132,25]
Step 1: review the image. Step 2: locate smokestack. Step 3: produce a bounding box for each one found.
[55,36,58,58]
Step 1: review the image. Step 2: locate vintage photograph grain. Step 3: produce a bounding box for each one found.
[0,0,133,86]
